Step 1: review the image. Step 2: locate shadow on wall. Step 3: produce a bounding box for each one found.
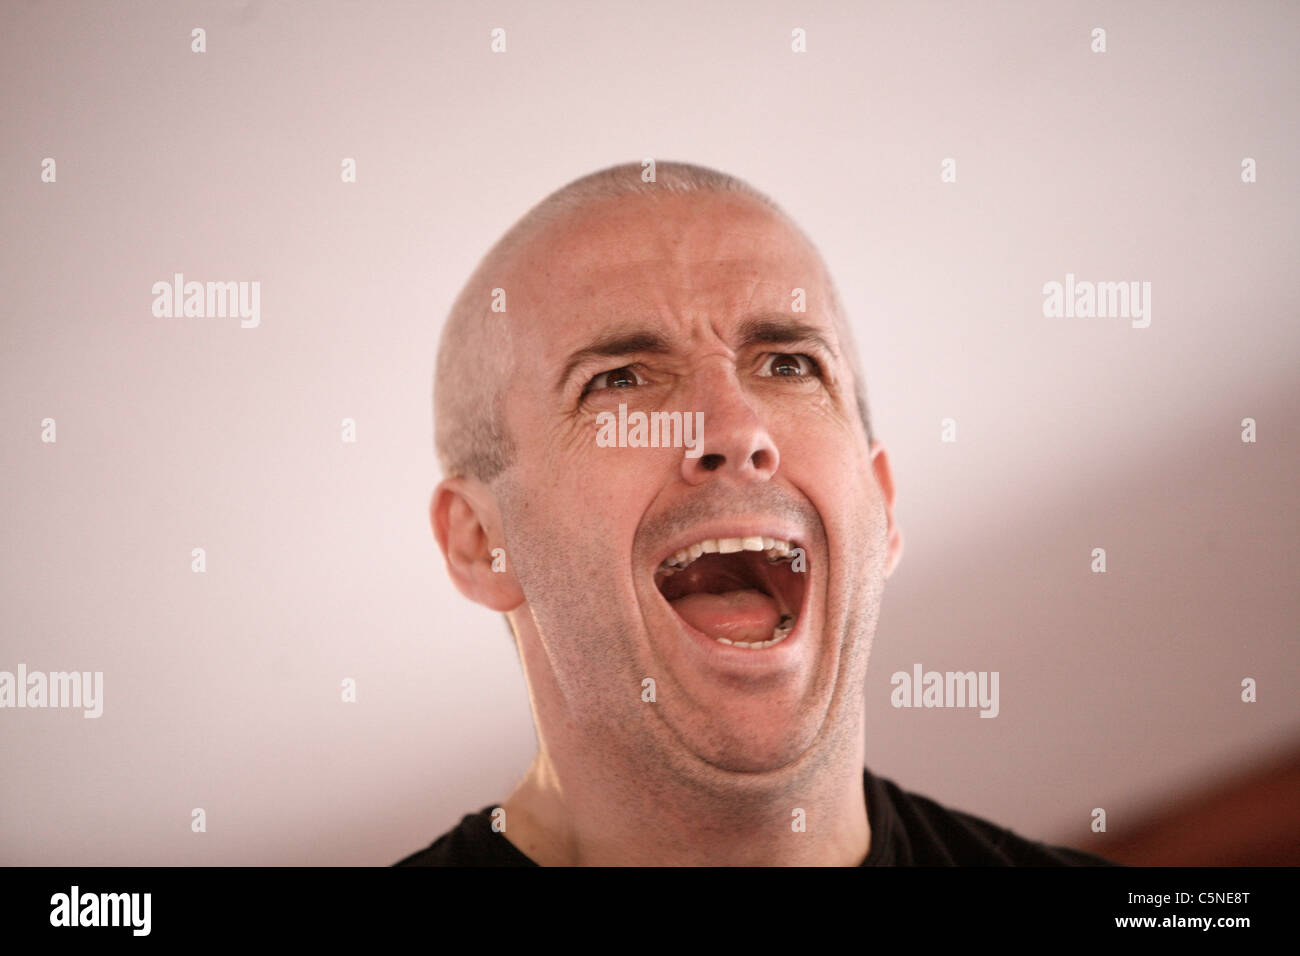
[1083,740,1300,865]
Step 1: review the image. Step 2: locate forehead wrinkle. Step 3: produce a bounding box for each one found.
[521,185,864,423]
[553,327,675,394]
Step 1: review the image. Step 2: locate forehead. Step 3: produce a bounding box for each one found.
[505,192,834,340]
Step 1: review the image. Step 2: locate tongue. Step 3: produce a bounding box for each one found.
[670,588,782,644]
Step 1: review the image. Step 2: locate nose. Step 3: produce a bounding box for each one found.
[680,365,780,485]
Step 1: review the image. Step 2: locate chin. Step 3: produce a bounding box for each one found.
[662,697,826,776]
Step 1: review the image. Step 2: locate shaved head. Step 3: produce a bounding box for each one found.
[433,161,873,484]
[428,160,904,862]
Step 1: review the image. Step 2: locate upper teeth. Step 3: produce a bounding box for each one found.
[659,537,795,574]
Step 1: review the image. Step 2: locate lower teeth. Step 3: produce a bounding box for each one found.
[715,614,796,649]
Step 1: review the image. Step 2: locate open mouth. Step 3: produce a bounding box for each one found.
[653,537,807,649]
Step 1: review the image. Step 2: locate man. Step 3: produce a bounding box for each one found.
[397,161,1112,866]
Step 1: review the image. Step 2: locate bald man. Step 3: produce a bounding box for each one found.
[397,161,1113,866]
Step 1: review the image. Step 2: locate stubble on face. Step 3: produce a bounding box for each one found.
[489,191,891,800]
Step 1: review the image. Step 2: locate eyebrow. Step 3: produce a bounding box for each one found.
[554,315,841,393]
[556,329,673,393]
[734,314,840,360]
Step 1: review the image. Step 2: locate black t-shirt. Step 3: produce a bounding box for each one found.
[394,765,1116,866]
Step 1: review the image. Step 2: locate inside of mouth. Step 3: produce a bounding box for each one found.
[656,549,804,648]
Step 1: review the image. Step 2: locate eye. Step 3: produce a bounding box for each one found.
[759,353,819,378]
[585,365,646,392]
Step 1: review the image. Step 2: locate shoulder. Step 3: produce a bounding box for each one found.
[393,807,537,867]
[865,768,1118,866]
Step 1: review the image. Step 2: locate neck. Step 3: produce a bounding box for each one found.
[499,726,870,866]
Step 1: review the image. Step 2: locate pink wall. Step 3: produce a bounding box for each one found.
[1,0,1296,863]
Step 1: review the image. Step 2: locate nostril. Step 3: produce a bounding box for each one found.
[698,453,724,471]
[750,449,774,471]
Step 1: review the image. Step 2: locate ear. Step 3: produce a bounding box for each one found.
[868,441,904,579]
[430,476,525,612]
